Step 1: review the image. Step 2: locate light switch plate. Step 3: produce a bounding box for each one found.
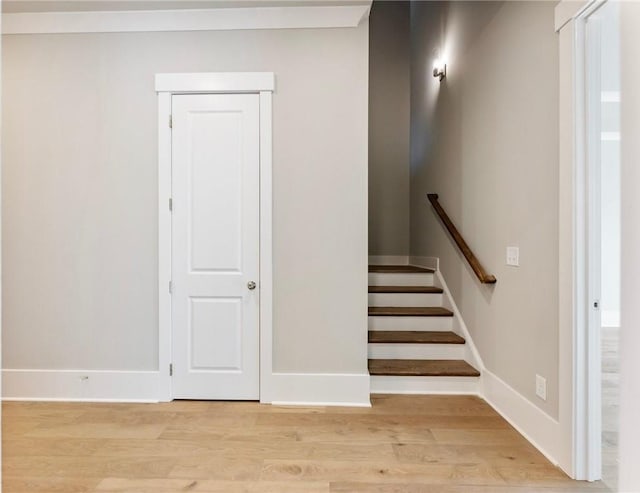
[506,246,519,266]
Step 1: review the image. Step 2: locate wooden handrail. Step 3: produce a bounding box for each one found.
[427,194,497,284]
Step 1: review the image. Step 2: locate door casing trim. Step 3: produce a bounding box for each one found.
[556,0,610,480]
[156,72,275,403]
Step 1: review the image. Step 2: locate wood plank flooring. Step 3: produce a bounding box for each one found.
[368,331,465,345]
[368,307,453,317]
[368,360,480,377]
[368,265,435,274]
[2,395,606,492]
[368,286,443,294]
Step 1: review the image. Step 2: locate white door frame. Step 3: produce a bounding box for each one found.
[557,0,609,481]
[155,72,275,403]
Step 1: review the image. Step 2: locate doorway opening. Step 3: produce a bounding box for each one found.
[585,2,621,487]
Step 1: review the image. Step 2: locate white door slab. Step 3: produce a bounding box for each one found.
[171,93,260,400]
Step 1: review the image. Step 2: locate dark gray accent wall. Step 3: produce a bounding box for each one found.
[369,1,410,256]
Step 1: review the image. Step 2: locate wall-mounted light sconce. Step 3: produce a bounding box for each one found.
[433,59,447,81]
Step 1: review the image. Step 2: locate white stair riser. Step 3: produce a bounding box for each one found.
[368,343,466,360]
[368,292,443,307]
[370,375,479,394]
[368,316,453,331]
[368,272,434,286]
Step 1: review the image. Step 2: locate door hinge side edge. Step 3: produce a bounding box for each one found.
[169,114,173,129]
[169,363,173,376]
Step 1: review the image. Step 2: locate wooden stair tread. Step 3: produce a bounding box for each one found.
[368,359,480,377]
[369,286,443,294]
[369,265,435,274]
[368,331,465,345]
[368,307,453,317]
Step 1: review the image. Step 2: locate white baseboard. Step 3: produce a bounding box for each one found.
[270,372,371,407]
[368,255,409,265]
[2,369,163,402]
[480,368,561,467]
[2,369,371,407]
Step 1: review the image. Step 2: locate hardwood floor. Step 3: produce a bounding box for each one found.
[2,395,607,492]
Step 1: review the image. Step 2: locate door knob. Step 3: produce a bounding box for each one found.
[247,281,257,290]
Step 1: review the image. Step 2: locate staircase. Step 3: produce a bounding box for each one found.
[368,263,481,394]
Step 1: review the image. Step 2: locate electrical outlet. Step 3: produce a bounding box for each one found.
[536,374,547,401]
[506,246,520,266]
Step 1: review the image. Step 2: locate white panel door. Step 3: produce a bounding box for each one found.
[171,93,260,400]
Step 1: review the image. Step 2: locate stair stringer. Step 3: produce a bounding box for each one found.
[409,257,485,388]
[432,269,485,380]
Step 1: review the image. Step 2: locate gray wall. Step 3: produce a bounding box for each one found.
[409,1,560,417]
[368,1,410,256]
[2,26,369,374]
